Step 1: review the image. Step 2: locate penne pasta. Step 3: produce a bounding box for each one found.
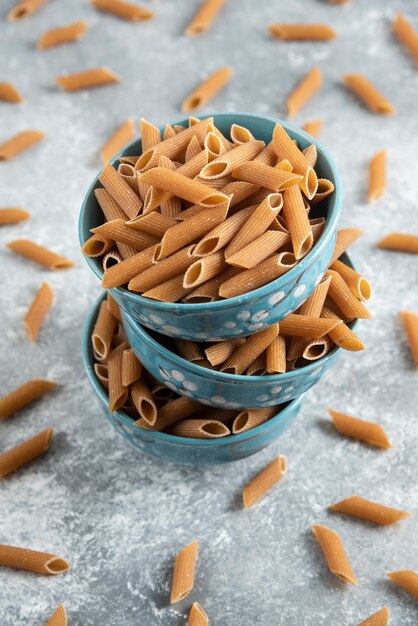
[321,307,365,351]
[0,428,53,479]
[140,118,161,152]
[184,266,240,302]
[266,334,287,373]
[330,496,411,526]
[377,232,418,254]
[99,162,143,220]
[128,245,195,292]
[331,260,371,301]
[92,300,118,359]
[0,82,23,103]
[328,408,391,448]
[24,282,53,342]
[227,230,289,269]
[368,150,386,202]
[309,179,335,206]
[131,379,157,424]
[233,407,277,434]
[37,20,88,49]
[185,0,225,36]
[142,274,192,302]
[312,524,357,584]
[103,248,122,270]
[287,67,323,118]
[0,544,69,575]
[182,67,233,113]
[107,293,121,321]
[204,338,246,366]
[272,123,318,199]
[326,270,372,319]
[91,0,154,21]
[0,130,44,160]
[102,244,158,288]
[330,227,363,264]
[187,602,209,626]
[92,219,157,249]
[157,157,183,218]
[100,119,135,163]
[246,352,267,376]
[303,120,322,138]
[302,336,333,360]
[282,185,313,259]
[46,604,67,626]
[193,205,254,256]
[400,310,418,364]
[200,140,265,179]
[279,314,341,338]
[242,456,287,508]
[186,135,203,161]
[175,340,203,362]
[357,608,389,626]
[393,13,418,64]
[344,74,395,114]
[269,24,337,41]
[183,250,227,288]
[94,363,109,389]
[55,67,120,91]
[95,188,126,221]
[151,383,173,403]
[0,208,30,225]
[219,252,297,298]
[7,0,46,21]
[302,144,317,168]
[135,397,199,430]
[0,379,57,420]
[169,419,230,438]
[170,541,199,604]
[7,240,73,270]
[222,324,279,374]
[108,344,128,412]
[82,233,114,258]
[387,570,418,599]
[141,167,229,208]
[230,124,255,145]
[127,211,176,237]
[232,160,303,192]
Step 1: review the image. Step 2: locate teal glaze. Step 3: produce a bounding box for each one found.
[79,112,343,341]
[122,252,359,410]
[82,294,305,465]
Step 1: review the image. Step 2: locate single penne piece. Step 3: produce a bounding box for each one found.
[92,300,118,359]
[222,324,279,374]
[227,230,289,269]
[135,397,199,430]
[233,407,277,434]
[91,0,154,20]
[184,265,240,302]
[200,140,265,179]
[377,232,418,254]
[252,142,278,167]
[117,163,139,193]
[0,428,53,479]
[37,20,88,49]
[186,136,202,162]
[330,259,371,301]
[185,0,225,36]
[246,352,267,376]
[55,67,120,91]
[311,524,357,584]
[0,130,44,160]
[330,496,411,526]
[94,363,109,389]
[282,185,313,259]
[328,408,391,448]
[142,274,193,302]
[311,217,325,242]
[175,339,203,362]
[99,162,142,220]
[204,338,246,366]
[162,123,177,140]
[182,67,233,113]
[82,233,114,258]
[119,155,139,165]
[302,336,333,360]
[387,570,418,599]
[7,0,46,21]
[183,250,227,288]
[279,314,341,338]
[232,160,303,192]
[140,118,161,152]
[330,227,363,264]
[140,167,229,207]
[269,24,336,41]
[187,602,209,626]
[169,419,230,438]
[302,144,317,168]
[130,379,157,424]
[368,150,386,202]
[242,456,287,508]
[0,208,30,225]
[0,82,23,103]
[7,240,73,269]
[95,188,126,221]
[100,119,135,163]
[127,212,176,237]
[193,205,254,256]
[272,123,319,199]
[287,66,323,118]
[24,282,53,342]
[219,252,297,298]
[121,349,142,387]
[225,193,283,259]
[170,541,199,604]
[0,379,57,420]
[309,179,335,206]
[303,120,322,138]
[158,156,183,218]
[103,244,158,289]
[128,245,195,292]
[45,604,67,626]
[393,13,418,63]
[108,345,128,412]
[0,544,69,575]
[220,180,260,205]
[344,74,395,114]
[92,220,157,250]
[357,608,389,626]
[230,123,255,145]
[321,306,365,351]
[266,334,287,373]
[206,122,233,149]
[326,270,372,319]
[151,383,173,403]
[107,293,121,321]
[400,310,418,364]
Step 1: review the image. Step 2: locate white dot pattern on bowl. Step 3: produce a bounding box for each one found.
[233,329,244,335]
[149,313,163,325]
[294,284,307,298]
[237,310,251,320]
[211,396,226,404]
[161,325,182,335]
[224,401,241,409]
[272,385,283,394]
[182,390,193,398]
[224,321,237,328]
[165,382,177,391]
[269,291,285,306]
[315,272,325,286]
[257,394,269,402]
[183,380,197,392]
[171,369,185,382]
[249,322,265,331]
[285,385,294,392]
[309,366,323,376]
[281,394,292,401]
[251,310,269,322]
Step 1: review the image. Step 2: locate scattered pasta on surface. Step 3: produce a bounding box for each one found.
[91,0,154,21]
[393,13,418,64]
[24,282,53,342]
[357,607,389,626]
[287,67,322,117]
[400,310,418,364]
[100,119,136,163]
[328,408,391,448]
[0,428,53,479]
[242,456,287,508]
[344,74,395,114]
[170,540,199,604]
[0,544,69,575]
[269,24,336,41]
[182,67,233,113]
[0,82,23,103]
[0,208,30,225]
[0,379,57,420]
[368,150,386,202]
[329,496,411,525]
[377,233,418,254]
[37,20,89,49]
[7,240,73,269]
[303,119,322,137]
[0,130,45,160]
[45,604,67,626]
[187,602,209,626]
[7,0,46,21]
[387,570,418,599]
[55,68,120,91]
[312,524,357,584]
[185,0,225,36]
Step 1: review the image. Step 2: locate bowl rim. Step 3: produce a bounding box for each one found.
[83,292,306,446]
[78,112,343,312]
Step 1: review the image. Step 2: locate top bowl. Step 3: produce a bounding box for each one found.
[79,112,343,341]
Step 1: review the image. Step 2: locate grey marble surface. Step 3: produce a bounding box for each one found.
[1,0,418,624]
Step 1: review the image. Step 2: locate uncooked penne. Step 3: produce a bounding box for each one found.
[100,119,135,163]
[287,66,322,117]
[184,266,240,302]
[312,524,357,584]
[170,540,199,604]
[328,408,391,448]
[186,135,203,161]
[233,407,277,434]
[8,240,73,270]
[193,205,254,256]
[0,82,23,103]
[0,544,69,575]
[377,233,418,254]
[108,344,128,412]
[143,273,193,302]
[269,24,336,41]
[102,244,157,289]
[303,120,322,137]
[242,456,287,508]
[95,188,126,221]
[266,334,286,373]
[131,379,157,424]
[368,150,386,203]
[222,324,279,374]
[24,282,53,342]
[92,220,157,250]
[182,67,233,113]
[393,13,418,63]
[204,338,246,366]
[200,140,265,179]
[185,0,225,36]
[46,605,67,626]
[227,230,289,269]
[187,602,209,626]
[282,185,313,259]
[91,0,154,21]
[140,118,161,152]
[183,251,227,288]
[94,363,109,389]
[321,306,365,351]
[357,608,389,626]
[175,340,203,362]
[0,379,57,420]
[272,123,318,199]
[7,0,46,21]
[37,20,88,49]
[121,349,142,387]
[135,397,199,430]
[302,336,332,360]
[128,245,195,292]
[330,496,411,525]
[344,74,395,114]
[310,179,335,206]
[400,310,418,364]
[0,208,30,225]
[128,211,176,237]
[169,419,230,438]
[302,144,317,168]
[0,130,44,160]
[279,315,341,338]
[387,570,418,599]
[92,300,118,359]
[232,160,303,192]
[55,67,120,91]
[82,234,114,258]
[330,227,363,264]
[0,428,53,479]
[99,162,142,220]
[331,260,371,301]
[219,252,297,298]
[141,167,229,208]
[103,248,122,270]
[246,353,266,376]
[326,270,372,319]
[230,124,255,145]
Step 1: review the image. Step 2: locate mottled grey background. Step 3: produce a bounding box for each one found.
[1,0,418,624]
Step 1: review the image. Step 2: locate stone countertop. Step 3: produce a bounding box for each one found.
[1,0,418,624]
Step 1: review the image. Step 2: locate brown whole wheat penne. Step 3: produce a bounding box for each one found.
[122,349,142,387]
[187,602,209,626]
[222,324,279,374]
[37,20,88,49]
[142,274,193,302]
[326,270,372,319]
[7,240,73,269]
[230,124,255,145]
[272,123,318,199]
[163,123,177,140]
[331,260,371,301]
[0,544,69,576]
[232,160,303,192]
[193,205,255,256]
[108,344,128,412]
[328,408,391,448]
[207,122,233,148]
[107,293,121,321]
[140,118,161,152]
[112,323,127,347]
[312,524,357,584]
[310,217,325,242]
[182,67,233,113]
[170,540,199,604]
[330,496,410,525]
[377,233,418,254]
[100,119,135,163]
[310,179,335,206]
[7,0,46,21]
[185,0,225,36]
[246,352,266,375]
[0,428,53,479]
[103,248,122,270]
[92,300,118,359]
[287,67,322,118]
[91,220,157,249]
[119,155,139,165]
[368,150,386,202]
[282,185,313,259]
[141,167,229,207]
[302,144,317,168]
[55,67,120,91]
[321,307,365,351]
[99,162,143,220]
[303,336,333,360]
[91,0,154,21]
[102,245,158,289]
[184,266,240,302]
[0,379,57,420]
[175,340,203,362]
[95,188,126,221]
[269,24,336,41]
[303,120,322,138]
[330,227,363,264]
[135,397,199,430]
[400,310,418,363]
[357,608,389,626]
[233,407,277,434]
[94,363,109,388]
[0,208,30,225]
[183,251,227,288]
[129,245,195,292]
[243,456,287,508]
[24,282,53,342]
[279,315,341,338]
[151,383,173,402]
[204,338,246,366]
[344,74,395,114]
[219,252,297,298]
[127,212,176,237]
[82,234,114,258]
[0,82,23,103]
[169,419,230,438]
[0,130,44,160]
[46,604,67,626]
[200,140,265,179]
[186,135,203,161]
[393,13,418,63]
[266,334,287,373]
[131,379,157,424]
[387,570,418,599]
[227,230,289,269]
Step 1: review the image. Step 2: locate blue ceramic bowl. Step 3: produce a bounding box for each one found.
[122,252,359,410]
[79,112,343,341]
[82,293,305,465]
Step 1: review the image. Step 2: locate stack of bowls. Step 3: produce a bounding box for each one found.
[79,112,349,465]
